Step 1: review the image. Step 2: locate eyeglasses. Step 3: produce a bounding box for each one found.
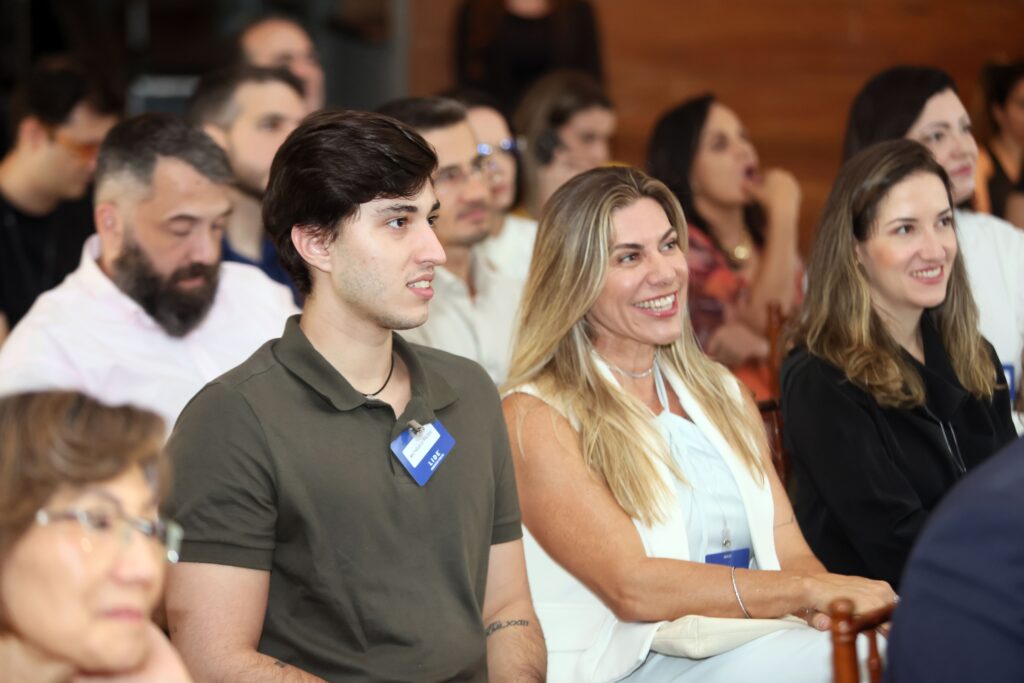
[477,138,517,157]
[49,129,102,162]
[433,155,490,194]
[35,506,184,563]
[478,139,518,174]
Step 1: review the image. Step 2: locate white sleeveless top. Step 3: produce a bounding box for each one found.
[653,365,756,567]
[507,358,779,683]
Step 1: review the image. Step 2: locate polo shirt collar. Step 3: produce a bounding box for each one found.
[273,315,458,413]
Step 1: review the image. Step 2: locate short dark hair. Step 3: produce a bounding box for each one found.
[95,113,233,193]
[185,65,304,128]
[263,110,437,295]
[842,66,957,161]
[375,97,468,135]
[8,58,122,138]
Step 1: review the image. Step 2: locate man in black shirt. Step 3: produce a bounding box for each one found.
[0,60,120,341]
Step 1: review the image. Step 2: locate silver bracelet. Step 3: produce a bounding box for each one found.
[731,566,752,619]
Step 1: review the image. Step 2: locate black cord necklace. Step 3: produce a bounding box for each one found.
[364,353,396,397]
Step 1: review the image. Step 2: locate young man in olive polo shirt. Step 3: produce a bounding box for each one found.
[163,110,545,682]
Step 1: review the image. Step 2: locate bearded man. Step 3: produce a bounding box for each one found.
[0,113,296,431]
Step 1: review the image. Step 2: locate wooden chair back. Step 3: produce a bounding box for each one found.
[757,397,787,483]
[830,598,894,683]
[766,302,785,397]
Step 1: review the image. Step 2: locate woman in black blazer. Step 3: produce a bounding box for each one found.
[781,140,1015,589]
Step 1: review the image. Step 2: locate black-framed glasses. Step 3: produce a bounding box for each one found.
[35,506,184,563]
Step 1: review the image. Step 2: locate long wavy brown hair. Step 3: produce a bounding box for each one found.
[504,166,767,526]
[793,139,997,407]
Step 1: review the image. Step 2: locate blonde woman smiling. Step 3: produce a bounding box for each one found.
[502,166,893,682]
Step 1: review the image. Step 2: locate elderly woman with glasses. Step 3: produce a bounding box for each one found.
[0,391,190,682]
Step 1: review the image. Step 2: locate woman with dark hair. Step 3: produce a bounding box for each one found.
[514,69,615,219]
[503,165,893,682]
[843,65,1024,428]
[974,61,1024,224]
[782,139,1016,589]
[647,95,802,399]
[0,391,190,681]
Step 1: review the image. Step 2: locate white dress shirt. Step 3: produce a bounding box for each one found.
[474,213,538,281]
[956,210,1024,432]
[401,254,523,384]
[0,236,297,432]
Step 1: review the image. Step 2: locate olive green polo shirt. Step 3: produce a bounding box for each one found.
[165,315,522,682]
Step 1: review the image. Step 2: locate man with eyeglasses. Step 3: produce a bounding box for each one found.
[0,60,121,344]
[448,89,539,282]
[378,97,525,384]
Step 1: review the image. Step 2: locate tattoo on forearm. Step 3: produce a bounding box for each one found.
[485,619,531,637]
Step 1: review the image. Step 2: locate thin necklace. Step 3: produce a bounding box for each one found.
[600,350,658,379]
[364,353,396,397]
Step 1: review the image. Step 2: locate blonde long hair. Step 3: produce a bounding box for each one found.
[793,139,997,407]
[504,166,766,526]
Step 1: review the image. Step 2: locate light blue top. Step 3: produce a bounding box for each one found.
[653,364,755,567]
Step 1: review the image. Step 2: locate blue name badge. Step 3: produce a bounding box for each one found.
[389,420,455,486]
[1003,363,1017,402]
[705,547,751,568]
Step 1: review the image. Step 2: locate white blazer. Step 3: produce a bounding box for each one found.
[509,360,779,682]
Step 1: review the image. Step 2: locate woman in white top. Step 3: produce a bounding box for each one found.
[501,166,895,682]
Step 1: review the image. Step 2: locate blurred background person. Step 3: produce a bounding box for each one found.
[647,94,802,400]
[186,64,308,301]
[448,87,537,281]
[0,391,189,682]
[782,139,1015,589]
[0,114,296,431]
[503,165,893,682]
[514,69,615,219]
[843,65,1024,426]
[455,0,603,118]
[974,60,1024,226]
[380,96,523,384]
[235,14,325,112]
[886,433,1024,683]
[0,59,121,345]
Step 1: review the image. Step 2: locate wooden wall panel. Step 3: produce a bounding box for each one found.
[409,0,1024,254]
